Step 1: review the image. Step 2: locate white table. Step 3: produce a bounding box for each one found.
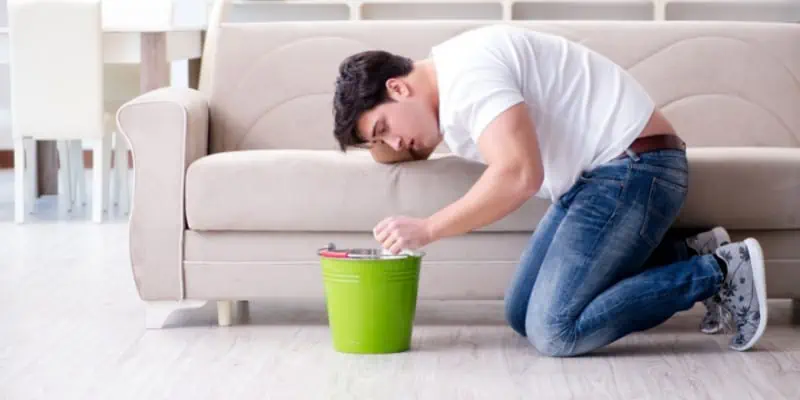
[0,28,203,87]
[0,0,208,194]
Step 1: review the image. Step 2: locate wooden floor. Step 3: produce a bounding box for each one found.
[1,170,800,400]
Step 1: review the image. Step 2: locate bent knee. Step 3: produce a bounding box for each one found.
[504,300,528,337]
[528,331,577,357]
[526,314,578,357]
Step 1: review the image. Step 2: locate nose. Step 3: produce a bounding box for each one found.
[385,136,403,151]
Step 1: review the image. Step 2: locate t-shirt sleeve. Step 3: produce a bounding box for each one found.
[453,63,525,143]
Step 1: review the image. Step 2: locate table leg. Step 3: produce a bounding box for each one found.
[188,32,205,90]
[140,32,170,93]
[36,141,58,196]
[188,57,202,90]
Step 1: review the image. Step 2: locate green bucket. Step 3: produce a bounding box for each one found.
[318,244,424,354]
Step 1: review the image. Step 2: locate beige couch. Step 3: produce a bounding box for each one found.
[116,10,800,328]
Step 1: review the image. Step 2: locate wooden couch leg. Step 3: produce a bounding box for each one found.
[236,300,250,324]
[217,300,233,327]
[792,299,800,325]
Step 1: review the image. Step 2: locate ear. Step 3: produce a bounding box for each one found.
[385,78,411,100]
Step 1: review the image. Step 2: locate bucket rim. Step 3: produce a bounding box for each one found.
[318,243,425,260]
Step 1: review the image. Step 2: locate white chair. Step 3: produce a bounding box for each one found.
[8,0,131,222]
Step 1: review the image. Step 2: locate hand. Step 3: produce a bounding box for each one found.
[373,216,435,254]
[368,142,415,164]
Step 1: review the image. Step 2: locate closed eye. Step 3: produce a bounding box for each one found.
[373,119,388,143]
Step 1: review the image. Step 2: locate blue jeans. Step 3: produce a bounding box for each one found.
[504,148,725,357]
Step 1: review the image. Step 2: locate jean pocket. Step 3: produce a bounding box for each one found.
[564,179,623,234]
[639,177,688,247]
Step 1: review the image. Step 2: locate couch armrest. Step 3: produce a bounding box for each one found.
[116,87,209,301]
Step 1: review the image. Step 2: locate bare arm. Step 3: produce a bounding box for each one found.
[425,102,543,240]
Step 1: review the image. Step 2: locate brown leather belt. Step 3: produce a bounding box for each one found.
[615,133,686,160]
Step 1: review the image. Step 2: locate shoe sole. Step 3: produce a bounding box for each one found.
[701,321,724,334]
[701,326,720,334]
[702,327,723,334]
[701,309,733,334]
[734,238,768,351]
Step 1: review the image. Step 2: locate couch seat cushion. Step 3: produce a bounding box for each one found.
[185,149,550,232]
[184,148,800,232]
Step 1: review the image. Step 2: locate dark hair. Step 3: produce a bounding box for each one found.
[333,50,414,151]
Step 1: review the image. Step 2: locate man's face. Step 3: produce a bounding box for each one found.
[356,78,440,154]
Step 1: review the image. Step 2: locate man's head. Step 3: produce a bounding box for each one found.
[333,50,441,154]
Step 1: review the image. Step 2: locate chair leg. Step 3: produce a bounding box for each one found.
[110,138,119,209]
[114,133,130,215]
[56,141,73,216]
[68,143,77,207]
[70,140,86,209]
[13,137,27,223]
[91,136,111,223]
[23,139,37,212]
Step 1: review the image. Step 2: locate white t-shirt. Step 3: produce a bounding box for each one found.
[430,24,655,202]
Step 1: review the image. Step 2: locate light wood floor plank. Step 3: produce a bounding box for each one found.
[1,170,799,399]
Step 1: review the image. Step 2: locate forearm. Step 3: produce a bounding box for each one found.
[426,165,541,241]
[371,147,414,163]
[370,143,433,164]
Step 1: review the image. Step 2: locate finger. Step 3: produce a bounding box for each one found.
[389,238,405,255]
[373,217,392,237]
[382,230,400,251]
[375,229,392,243]
[377,218,401,242]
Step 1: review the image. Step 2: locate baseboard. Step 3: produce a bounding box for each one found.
[0,149,133,169]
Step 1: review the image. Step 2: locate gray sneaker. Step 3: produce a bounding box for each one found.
[686,227,732,334]
[714,238,768,351]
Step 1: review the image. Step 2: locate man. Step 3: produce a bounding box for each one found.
[332,24,767,356]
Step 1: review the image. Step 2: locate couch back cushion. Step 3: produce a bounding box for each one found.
[206,20,800,153]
